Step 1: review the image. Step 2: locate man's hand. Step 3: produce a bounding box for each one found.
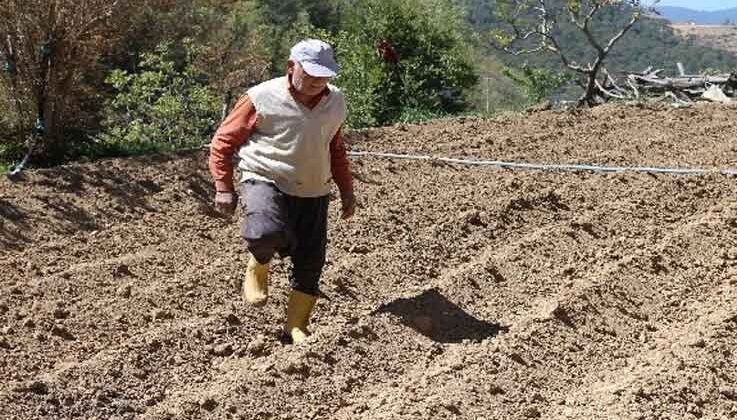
[340,192,356,220]
[215,191,237,216]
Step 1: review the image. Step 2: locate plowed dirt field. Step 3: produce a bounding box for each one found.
[2,103,737,420]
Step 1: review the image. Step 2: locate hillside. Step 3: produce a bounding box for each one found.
[2,103,737,419]
[671,23,737,55]
[656,6,737,25]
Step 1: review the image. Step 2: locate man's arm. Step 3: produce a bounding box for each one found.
[330,128,356,219]
[209,95,258,193]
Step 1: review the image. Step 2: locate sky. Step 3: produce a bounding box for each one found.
[652,0,737,11]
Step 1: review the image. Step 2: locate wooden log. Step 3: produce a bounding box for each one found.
[631,75,733,89]
[600,68,737,105]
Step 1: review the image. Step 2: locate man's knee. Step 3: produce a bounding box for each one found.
[246,236,280,264]
[241,213,287,263]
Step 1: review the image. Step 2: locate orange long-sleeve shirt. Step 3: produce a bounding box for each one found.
[208,94,353,197]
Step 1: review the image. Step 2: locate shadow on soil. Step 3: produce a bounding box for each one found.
[375,288,509,343]
[0,152,215,252]
[0,197,31,250]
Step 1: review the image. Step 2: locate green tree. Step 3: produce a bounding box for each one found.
[256,0,305,77]
[97,41,220,153]
[301,0,344,32]
[192,1,270,120]
[336,0,478,125]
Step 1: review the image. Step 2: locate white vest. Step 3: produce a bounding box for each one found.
[238,77,347,197]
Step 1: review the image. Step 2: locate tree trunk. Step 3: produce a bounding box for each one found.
[579,68,601,107]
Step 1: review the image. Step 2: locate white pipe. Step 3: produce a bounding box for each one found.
[348,151,736,177]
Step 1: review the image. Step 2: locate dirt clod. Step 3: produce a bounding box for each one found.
[348,244,370,254]
[508,353,527,366]
[117,285,132,298]
[114,264,133,277]
[14,381,48,395]
[689,338,707,348]
[200,397,217,411]
[486,384,505,395]
[53,307,70,319]
[720,387,737,401]
[524,407,542,418]
[50,325,75,340]
[225,312,241,325]
[0,337,12,349]
[152,309,173,321]
[212,343,233,357]
[247,336,267,356]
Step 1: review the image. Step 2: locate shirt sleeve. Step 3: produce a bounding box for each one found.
[208,95,258,192]
[330,127,354,198]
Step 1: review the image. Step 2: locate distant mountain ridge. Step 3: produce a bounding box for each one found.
[655,6,737,24]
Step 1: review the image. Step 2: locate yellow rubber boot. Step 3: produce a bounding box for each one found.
[284,290,317,345]
[242,255,269,306]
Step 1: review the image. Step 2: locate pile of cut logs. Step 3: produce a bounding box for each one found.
[597,63,737,105]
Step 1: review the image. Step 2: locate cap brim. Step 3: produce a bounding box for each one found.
[301,61,338,78]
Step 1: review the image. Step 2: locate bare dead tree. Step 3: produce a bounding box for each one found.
[0,0,135,174]
[493,0,657,107]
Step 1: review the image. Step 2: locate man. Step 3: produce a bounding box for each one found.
[208,39,355,345]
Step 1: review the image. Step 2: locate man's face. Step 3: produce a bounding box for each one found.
[289,61,331,97]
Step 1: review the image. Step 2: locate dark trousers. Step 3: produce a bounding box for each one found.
[239,180,328,296]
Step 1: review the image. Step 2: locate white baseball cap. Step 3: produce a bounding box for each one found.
[289,39,340,77]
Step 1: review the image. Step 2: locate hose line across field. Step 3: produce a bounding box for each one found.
[348,151,737,177]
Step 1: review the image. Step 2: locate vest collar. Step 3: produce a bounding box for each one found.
[285,75,331,110]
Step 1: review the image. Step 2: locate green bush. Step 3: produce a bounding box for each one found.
[344,0,478,125]
[502,64,571,105]
[96,40,220,153]
[329,31,385,128]
[396,107,447,124]
[290,0,478,128]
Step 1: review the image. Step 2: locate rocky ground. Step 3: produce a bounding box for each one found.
[1,103,737,419]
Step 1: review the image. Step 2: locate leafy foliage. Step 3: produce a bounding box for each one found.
[502,65,571,104]
[0,0,480,168]
[97,41,220,151]
[349,0,478,123]
[294,0,478,126]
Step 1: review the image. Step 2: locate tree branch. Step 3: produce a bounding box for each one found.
[604,10,639,54]
[570,3,604,54]
[545,34,587,73]
[595,77,627,99]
